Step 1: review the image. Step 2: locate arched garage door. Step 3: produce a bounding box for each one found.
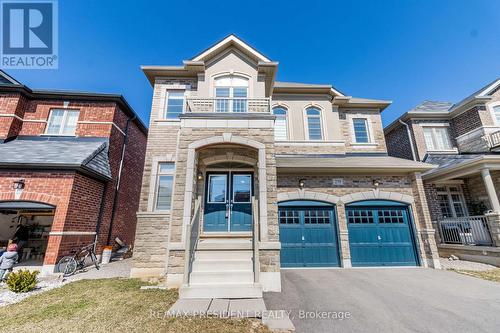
[346,200,418,267]
[279,200,340,268]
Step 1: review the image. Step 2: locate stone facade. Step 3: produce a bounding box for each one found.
[131,36,441,291]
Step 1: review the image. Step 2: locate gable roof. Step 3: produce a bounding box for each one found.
[190,34,272,63]
[449,78,500,113]
[409,100,453,113]
[0,71,147,134]
[0,70,21,86]
[0,137,112,180]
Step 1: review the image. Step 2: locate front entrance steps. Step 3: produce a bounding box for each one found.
[179,238,262,299]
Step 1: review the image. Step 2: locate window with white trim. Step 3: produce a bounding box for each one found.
[46,109,80,135]
[164,90,185,119]
[272,107,288,140]
[423,127,452,151]
[493,105,500,124]
[352,118,370,143]
[155,163,175,210]
[306,107,322,140]
[436,185,468,218]
[214,75,248,112]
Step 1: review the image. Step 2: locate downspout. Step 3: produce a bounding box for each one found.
[106,114,136,245]
[399,119,417,161]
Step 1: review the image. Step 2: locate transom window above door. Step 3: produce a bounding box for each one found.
[46,109,80,136]
[423,127,453,151]
[214,75,249,112]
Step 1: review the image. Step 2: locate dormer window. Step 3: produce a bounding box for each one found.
[214,75,248,112]
[423,127,452,151]
[46,109,79,136]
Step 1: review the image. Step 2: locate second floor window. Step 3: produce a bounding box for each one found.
[493,105,500,124]
[306,107,322,140]
[46,109,79,136]
[273,107,288,140]
[214,75,248,112]
[156,162,175,210]
[423,127,452,151]
[165,90,184,119]
[353,118,370,143]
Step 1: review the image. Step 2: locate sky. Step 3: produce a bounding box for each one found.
[4,0,500,127]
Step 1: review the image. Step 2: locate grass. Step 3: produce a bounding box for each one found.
[452,269,500,283]
[0,278,271,333]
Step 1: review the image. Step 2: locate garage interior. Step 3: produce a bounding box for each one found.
[0,202,55,265]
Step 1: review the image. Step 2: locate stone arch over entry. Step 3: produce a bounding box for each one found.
[340,190,414,205]
[201,153,257,167]
[183,134,268,242]
[277,190,339,204]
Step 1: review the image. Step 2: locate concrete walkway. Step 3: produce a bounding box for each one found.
[264,268,500,333]
[167,298,266,318]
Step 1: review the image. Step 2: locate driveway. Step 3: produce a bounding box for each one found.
[264,268,500,333]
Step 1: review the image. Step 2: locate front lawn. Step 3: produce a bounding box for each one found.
[0,278,270,333]
[452,269,500,283]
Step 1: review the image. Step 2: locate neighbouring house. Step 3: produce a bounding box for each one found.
[131,35,440,299]
[385,78,500,266]
[0,70,147,274]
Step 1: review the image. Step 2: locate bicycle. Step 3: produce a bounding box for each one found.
[57,242,100,277]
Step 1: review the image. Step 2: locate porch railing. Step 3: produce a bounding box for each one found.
[488,130,500,148]
[252,196,260,284]
[185,98,271,113]
[183,196,202,285]
[437,216,493,246]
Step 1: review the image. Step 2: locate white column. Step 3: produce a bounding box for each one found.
[481,168,500,213]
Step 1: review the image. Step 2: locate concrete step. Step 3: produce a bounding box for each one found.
[192,259,253,272]
[197,238,252,250]
[179,283,263,299]
[190,270,254,284]
[195,250,253,260]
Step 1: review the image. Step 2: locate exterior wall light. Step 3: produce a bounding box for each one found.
[197,172,203,181]
[13,179,25,190]
[373,180,380,188]
[299,179,305,189]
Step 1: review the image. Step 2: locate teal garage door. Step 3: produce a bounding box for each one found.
[347,200,418,267]
[279,201,340,268]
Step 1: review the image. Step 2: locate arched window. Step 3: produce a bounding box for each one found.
[273,107,288,140]
[214,75,249,112]
[305,107,322,140]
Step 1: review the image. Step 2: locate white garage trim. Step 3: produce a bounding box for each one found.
[340,190,414,204]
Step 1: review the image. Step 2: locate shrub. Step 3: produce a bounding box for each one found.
[6,269,39,293]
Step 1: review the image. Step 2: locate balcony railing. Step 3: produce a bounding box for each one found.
[488,130,500,148]
[437,216,493,246]
[185,98,271,113]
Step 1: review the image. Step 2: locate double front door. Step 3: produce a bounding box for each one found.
[204,171,253,232]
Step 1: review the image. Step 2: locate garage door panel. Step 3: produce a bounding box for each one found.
[347,203,418,267]
[279,205,340,268]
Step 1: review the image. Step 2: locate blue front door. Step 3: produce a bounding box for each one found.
[204,172,253,232]
[279,201,340,268]
[347,200,418,267]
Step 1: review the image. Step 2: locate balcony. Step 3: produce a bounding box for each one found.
[488,130,500,149]
[185,98,270,113]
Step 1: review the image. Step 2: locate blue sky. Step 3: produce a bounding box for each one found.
[5,0,500,126]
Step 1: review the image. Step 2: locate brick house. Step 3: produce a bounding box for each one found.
[385,79,500,265]
[0,70,147,274]
[131,35,440,299]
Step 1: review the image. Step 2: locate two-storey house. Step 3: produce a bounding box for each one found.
[0,70,147,274]
[385,79,500,266]
[131,35,439,299]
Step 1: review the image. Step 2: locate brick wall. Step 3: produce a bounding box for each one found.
[450,106,493,138]
[385,124,414,160]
